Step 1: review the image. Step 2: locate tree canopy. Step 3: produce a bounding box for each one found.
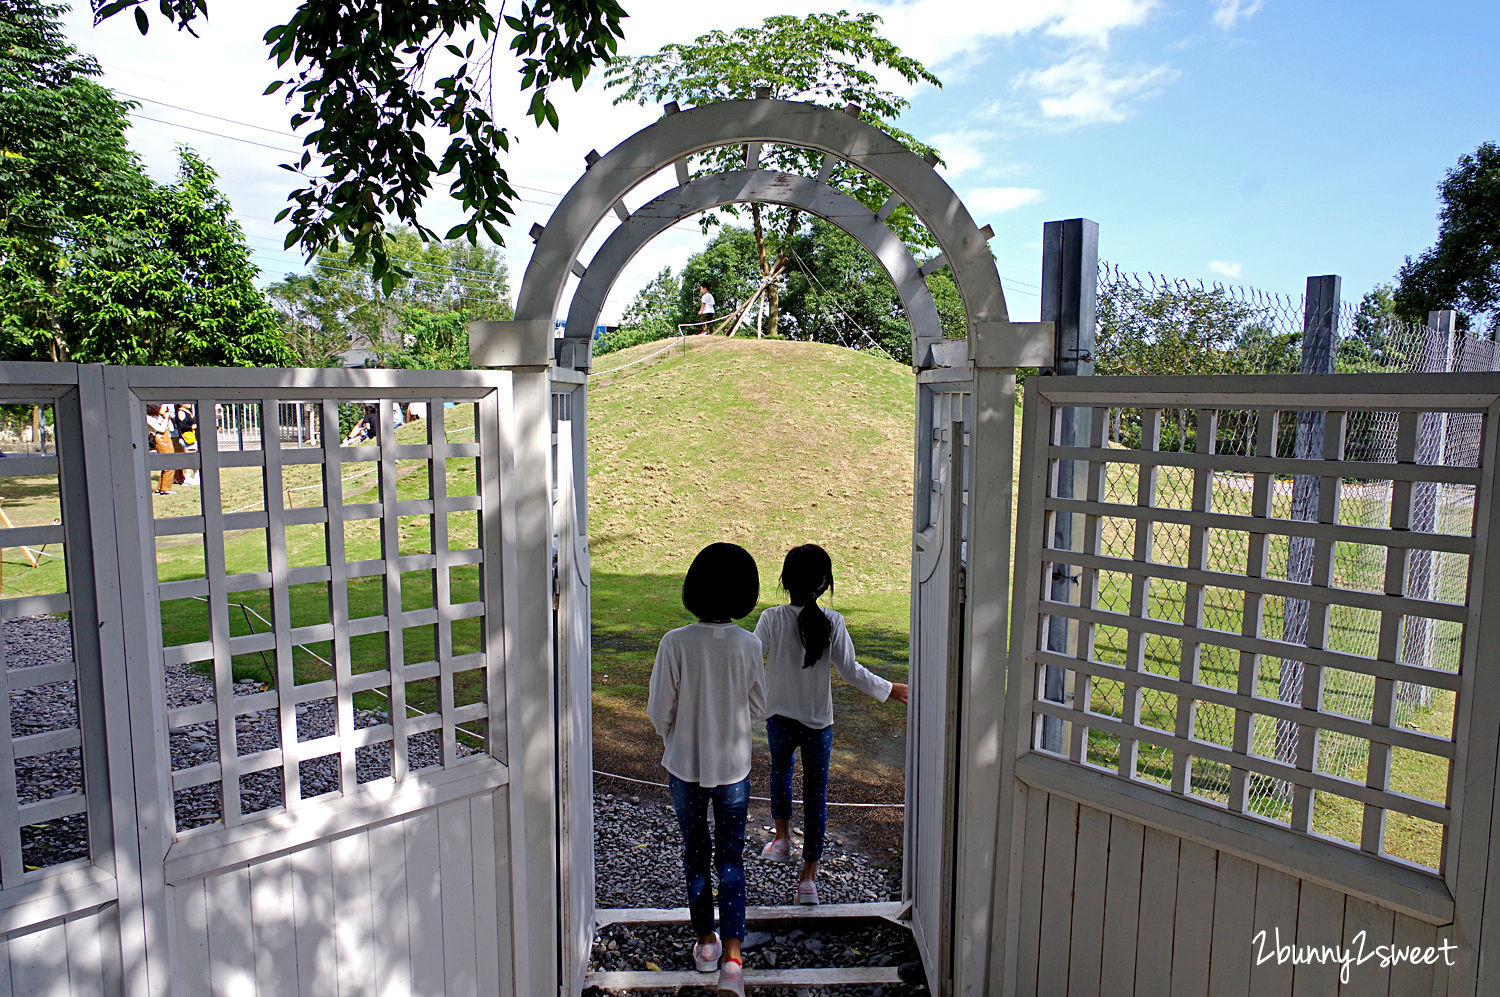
[606,11,943,339]
[265,227,513,368]
[0,2,290,366]
[1394,141,1500,336]
[91,0,627,288]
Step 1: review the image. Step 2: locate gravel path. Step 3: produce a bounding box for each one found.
[10,616,927,992]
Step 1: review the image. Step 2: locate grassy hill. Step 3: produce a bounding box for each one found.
[587,337,919,836]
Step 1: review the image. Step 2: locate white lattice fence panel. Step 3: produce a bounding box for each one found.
[135,380,507,836]
[1013,375,1497,893]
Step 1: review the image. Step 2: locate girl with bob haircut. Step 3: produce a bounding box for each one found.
[647,542,765,996]
[754,543,908,905]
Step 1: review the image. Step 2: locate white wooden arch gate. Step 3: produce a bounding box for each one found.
[470,97,1049,995]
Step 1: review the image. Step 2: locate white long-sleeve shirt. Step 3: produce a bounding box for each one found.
[753,603,893,729]
[647,622,766,787]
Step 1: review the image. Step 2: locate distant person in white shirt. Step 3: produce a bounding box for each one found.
[647,542,763,996]
[754,543,908,905]
[698,284,716,335]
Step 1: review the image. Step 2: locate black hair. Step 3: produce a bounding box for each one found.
[780,544,834,668]
[682,542,759,622]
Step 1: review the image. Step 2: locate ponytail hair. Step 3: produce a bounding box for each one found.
[780,544,834,668]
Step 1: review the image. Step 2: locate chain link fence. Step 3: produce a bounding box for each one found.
[1080,263,1495,819]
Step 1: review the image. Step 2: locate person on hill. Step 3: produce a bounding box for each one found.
[342,403,380,446]
[755,543,909,905]
[145,404,175,495]
[647,542,765,997]
[698,283,716,335]
[173,404,200,486]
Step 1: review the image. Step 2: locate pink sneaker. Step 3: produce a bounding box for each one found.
[796,879,819,905]
[693,935,721,973]
[760,837,794,863]
[717,957,745,996]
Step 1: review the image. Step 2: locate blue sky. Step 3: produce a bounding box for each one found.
[60,1,1500,324]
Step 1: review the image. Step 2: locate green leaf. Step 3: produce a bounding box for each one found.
[134,7,150,34]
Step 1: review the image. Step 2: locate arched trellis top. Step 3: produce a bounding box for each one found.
[470,98,1051,370]
[564,170,944,364]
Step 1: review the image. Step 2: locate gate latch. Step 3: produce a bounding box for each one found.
[957,564,967,604]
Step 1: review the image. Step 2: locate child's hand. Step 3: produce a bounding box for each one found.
[888,683,909,705]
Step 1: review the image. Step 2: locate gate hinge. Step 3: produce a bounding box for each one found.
[552,551,561,608]
[957,565,967,604]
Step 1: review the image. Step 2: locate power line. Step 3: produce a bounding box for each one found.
[129,112,301,156]
[119,91,296,139]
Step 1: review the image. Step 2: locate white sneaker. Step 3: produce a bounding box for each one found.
[693,935,721,973]
[716,958,745,996]
[760,837,794,863]
[796,879,819,905]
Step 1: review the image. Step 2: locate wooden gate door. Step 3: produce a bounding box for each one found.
[552,371,595,996]
[906,370,972,994]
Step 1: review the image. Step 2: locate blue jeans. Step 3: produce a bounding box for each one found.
[765,715,833,863]
[668,774,749,940]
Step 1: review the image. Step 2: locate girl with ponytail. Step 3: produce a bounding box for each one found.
[753,544,909,904]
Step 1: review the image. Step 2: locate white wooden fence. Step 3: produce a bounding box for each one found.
[995,373,1500,995]
[0,363,547,995]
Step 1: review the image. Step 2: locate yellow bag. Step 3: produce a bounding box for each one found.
[181,430,196,446]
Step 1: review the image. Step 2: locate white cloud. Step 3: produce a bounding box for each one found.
[929,130,996,177]
[965,186,1045,215]
[1016,55,1178,125]
[1212,0,1265,31]
[1208,260,1243,280]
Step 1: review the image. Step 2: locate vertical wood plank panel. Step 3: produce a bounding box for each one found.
[206,867,256,996]
[331,831,378,996]
[404,808,444,997]
[169,879,211,994]
[1339,896,1394,997]
[1248,865,1299,994]
[370,819,414,997]
[1099,818,1144,997]
[96,905,122,994]
[1169,839,1217,996]
[1388,913,1439,996]
[8,921,71,996]
[1068,806,1110,997]
[439,800,479,995]
[291,841,339,996]
[1037,797,1078,995]
[250,854,299,994]
[1207,853,1256,997]
[1133,827,1179,995]
[470,794,504,994]
[1292,881,1345,996]
[1014,789,1049,996]
[63,911,105,995]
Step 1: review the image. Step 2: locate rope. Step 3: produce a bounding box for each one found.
[591,331,687,376]
[785,244,898,363]
[593,768,905,809]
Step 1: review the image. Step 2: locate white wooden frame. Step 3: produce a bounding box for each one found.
[1002,373,1500,994]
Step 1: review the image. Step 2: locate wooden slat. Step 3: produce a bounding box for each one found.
[6,920,69,995]
[439,798,479,993]
[1207,853,1256,997]
[1037,797,1078,994]
[1134,826,1179,994]
[584,966,905,988]
[1067,805,1110,996]
[404,808,443,996]
[1387,913,1440,995]
[1014,786,1049,994]
[331,830,378,996]
[171,878,211,992]
[370,818,415,997]
[63,911,106,995]
[594,901,906,926]
[1099,817,1144,997]
[1048,442,1484,486]
[1292,880,1345,996]
[1170,839,1217,996]
[1048,496,1474,556]
[290,840,338,995]
[1248,865,1299,994]
[1339,895,1394,997]
[206,866,256,997]
[470,793,504,994]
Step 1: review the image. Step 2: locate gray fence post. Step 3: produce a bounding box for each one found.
[1039,218,1099,754]
[1276,275,1340,770]
[1399,310,1457,703]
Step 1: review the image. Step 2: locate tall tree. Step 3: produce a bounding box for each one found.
[606,11,942,338]
[1,4,289,366]
[91,0,627,287]
[1394,142,1500,336]
[265,227,513,366]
